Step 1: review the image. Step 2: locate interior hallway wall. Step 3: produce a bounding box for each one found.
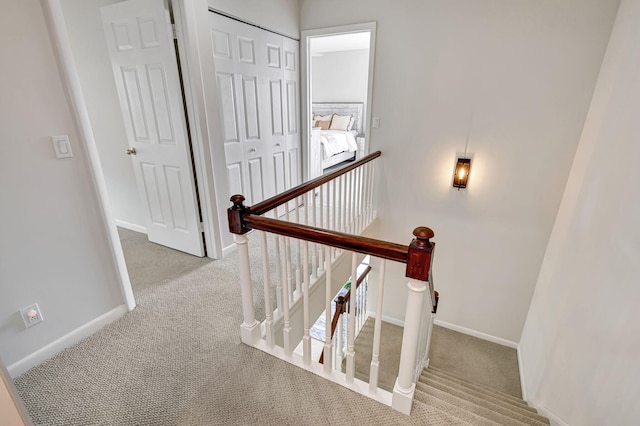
[0,0,125,372]
[519,0,640,423]
[300,0,620,342]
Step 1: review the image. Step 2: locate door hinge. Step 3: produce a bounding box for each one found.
[198,222,204,232]
[169,23,178,40]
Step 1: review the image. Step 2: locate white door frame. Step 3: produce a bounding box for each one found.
[300,22,377,182]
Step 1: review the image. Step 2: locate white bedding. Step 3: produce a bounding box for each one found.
[319,130,358,158]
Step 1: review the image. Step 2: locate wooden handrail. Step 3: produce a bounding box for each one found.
[245,215,408,264]
[250,151,381,216]
[319,265,372,364]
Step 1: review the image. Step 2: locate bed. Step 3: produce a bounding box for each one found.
[310,103,365,176]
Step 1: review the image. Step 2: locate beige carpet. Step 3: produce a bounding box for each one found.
[13,229,472,425]
[348,318,522,398]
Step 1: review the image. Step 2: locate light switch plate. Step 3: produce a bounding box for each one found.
[52,135,73,158]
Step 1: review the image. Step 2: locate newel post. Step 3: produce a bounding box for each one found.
[228,195,260,345]
[392,226,435,415]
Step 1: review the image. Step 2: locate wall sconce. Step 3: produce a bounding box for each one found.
[453,157,471,189]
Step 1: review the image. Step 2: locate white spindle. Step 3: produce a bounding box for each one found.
[318,185,325,275]
[279,236,292,357]
[302,241,311,365]
[369,259,386,394]
[311,190,317,279]
[261,232,274,348]
[392,278,427,414]
[274,234,283,314]
[324,245,333,375]
[349,170,356,233]
[369,161,376,224]
[355,166,362,233]
[331,178,337,232]
[235,233,260,345]
[336,308,344,369]
[345,252,358,384]
[294,197,301,298]
[338,174,344,233]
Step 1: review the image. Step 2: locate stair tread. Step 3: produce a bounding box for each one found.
[421,369,536,414]
[425,366,534,408]
[417,379,550,425]
[413,388,503,426]
[416,383,548,426]
[421,370,541,417]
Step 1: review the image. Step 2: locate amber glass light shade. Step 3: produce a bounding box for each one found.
[453,158,471,189]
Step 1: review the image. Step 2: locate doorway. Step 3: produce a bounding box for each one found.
[301,23,376,181]
[57,0,222,306]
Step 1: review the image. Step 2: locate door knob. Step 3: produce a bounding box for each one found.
[249,148,257,152]
[126,147,137,155]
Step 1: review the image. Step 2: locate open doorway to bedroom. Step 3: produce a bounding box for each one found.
[301,23,376,181]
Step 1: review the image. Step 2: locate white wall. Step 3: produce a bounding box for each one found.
[207,0,299,39]
[301,0,620,342]
[61,0,145,230]
[0,1,125,371]
[519,0,640,423]
[312,49,369,104]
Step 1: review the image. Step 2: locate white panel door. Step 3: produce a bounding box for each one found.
[210,15,272,206]
[101,0,204,256]
[210,13,301,209]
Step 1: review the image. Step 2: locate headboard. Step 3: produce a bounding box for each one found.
[312,102,365,136]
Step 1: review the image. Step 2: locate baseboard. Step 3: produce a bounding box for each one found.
[532,404,569,426]
[7,304,128,378]
[114,219,146,234]
[378,314,404,328]
[433,319,518,349]
[517,345,527,400]
[222,242,236,257]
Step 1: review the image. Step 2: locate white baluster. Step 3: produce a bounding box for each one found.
[336,307,344,369]
[279,236,292,357]
[345,252,358,384]
[293,198,301,299]
[261,232,274,348]
[369,259,386,394]
[331,178,337,232]
[311,190,317,279]
[338,174,344,234]
[392,278,427,415]
[323,245,333,374]
[302,241,311,366]
[274,234,283,315]
[235,233,260,345]
[355,166,362,233]
[369,162,375,224]
[318,185,325,275]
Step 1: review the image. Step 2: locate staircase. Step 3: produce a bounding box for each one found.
[414,366,550,425]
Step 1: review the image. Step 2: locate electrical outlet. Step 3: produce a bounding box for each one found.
[20,303,44,328]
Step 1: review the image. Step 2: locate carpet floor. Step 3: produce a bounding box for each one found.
[13,229,522,425]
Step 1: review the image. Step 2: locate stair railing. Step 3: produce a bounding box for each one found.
[228,151,438,414]
[319,264,372,365]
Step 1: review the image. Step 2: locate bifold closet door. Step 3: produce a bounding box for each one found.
[209,13,301,208]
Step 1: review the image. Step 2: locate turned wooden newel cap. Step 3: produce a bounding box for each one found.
[413,226,435,241]
[230,194,246,208]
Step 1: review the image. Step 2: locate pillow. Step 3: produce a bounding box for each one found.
[315,119,331,130]
[347,116,355,131]
[329,114,352,131]
[314,114,333,130]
